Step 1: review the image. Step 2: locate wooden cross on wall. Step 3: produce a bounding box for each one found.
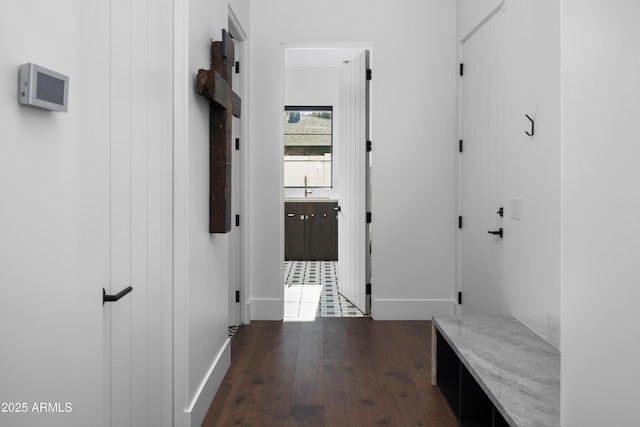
[195,29,241,233]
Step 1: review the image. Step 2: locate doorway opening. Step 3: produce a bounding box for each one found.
[282,46,372,321]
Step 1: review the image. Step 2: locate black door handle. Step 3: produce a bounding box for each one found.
[103,286,133,305]
[488,228,504,238]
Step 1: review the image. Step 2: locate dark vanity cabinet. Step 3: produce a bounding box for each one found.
[285,200,338,261]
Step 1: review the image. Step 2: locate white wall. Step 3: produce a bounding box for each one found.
[185,0,231,416]
[249,0,457,320]
[456,0,561,345]
[0,1,108,425]
[501,0,562,345]
[174,0,249,425]
[284,66,340,199]
[285,66,340,106]
[562,1,640,424]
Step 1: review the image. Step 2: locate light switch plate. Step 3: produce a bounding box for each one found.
[510,197,521,220]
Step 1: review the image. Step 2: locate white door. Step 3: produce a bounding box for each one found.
[337,50,369,314]
[104,0,173,425]
[364,51,372,315]
[459,8,504,315]
[229,26,243,328]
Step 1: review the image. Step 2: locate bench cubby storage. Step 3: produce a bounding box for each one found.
[432,316,560,427]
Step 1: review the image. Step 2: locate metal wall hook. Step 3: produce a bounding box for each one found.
[525,114,535,136]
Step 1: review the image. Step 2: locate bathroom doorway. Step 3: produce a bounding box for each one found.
[283,47,371,321]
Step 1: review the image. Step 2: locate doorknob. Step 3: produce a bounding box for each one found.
[103,286,133,305]
[487,228,504,238]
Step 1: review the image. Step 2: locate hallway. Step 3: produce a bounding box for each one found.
[202,318,458,427]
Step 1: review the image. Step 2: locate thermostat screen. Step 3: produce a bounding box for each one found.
[36,72,65,105]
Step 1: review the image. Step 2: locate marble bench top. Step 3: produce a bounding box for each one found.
[432,315,560,427]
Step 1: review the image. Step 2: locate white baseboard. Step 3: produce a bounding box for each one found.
[247,297,455,321]
[372,298,456,320]
[242,300,252,325]
[186,339,231,427]
[249,298,283,320]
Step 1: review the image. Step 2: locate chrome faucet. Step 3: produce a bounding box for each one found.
[304,175,313,197]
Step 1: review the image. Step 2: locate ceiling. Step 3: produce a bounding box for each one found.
[284,48,365,68]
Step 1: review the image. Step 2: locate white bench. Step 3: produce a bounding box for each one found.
[432,315,560,427]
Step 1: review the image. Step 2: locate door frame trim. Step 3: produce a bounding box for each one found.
[228,5,250,327]
[461,1,505,43]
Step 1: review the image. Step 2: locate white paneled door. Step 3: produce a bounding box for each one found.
[459,7,504,315]
[104,0,173,426]
[229,23,244,329]
[338,50,370,314]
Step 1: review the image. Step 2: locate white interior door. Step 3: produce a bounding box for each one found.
[364,51,372,315]
[229,26,243,328]
[459,8,504,315]
[338,50,369,314]
[104,0,173,425]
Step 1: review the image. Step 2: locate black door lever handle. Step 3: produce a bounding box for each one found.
[488,228,504,238]
[103,286,133,305]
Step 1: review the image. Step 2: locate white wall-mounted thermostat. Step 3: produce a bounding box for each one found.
[19,63,69,112]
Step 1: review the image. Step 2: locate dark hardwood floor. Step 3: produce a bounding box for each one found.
[202,318,458,427]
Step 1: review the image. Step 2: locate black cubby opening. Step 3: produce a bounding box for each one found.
[493,407,510,427]
[435,328,511,427]
[436,330,461,418]
[460,362,492,426]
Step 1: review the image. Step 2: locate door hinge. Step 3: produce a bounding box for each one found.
[366,283,372,295]
[235,61,240,74]
[458,216,463,229]
[459,63,464,76]
[235,290,240,303]
[235,214,240,227]
[235,138,240,150]
[366,212,372,223]
[459,139,463,153]
[366,140,372,152]
[366,69,372,81]
[458,291,462,305]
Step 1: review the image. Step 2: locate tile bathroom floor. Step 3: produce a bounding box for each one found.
[284,260,366,321]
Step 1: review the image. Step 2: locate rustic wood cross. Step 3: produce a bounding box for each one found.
[195,29,241,233]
